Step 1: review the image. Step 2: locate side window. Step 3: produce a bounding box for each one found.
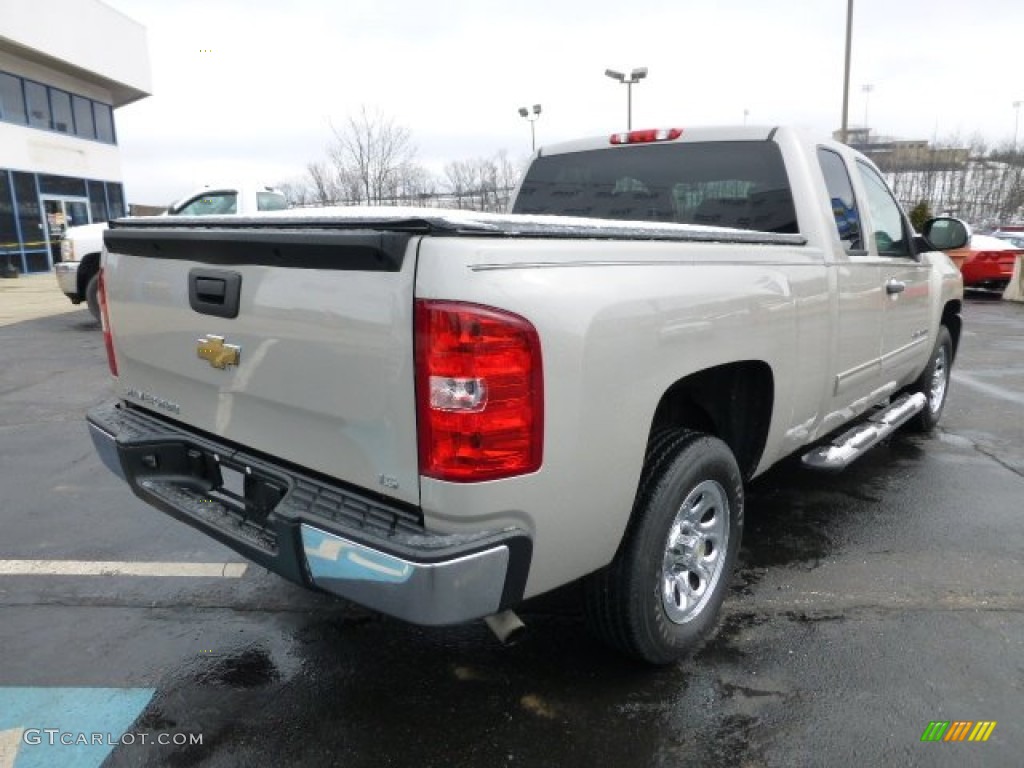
[173,192,238,216]
[816,148,862,251]
[257,191,289,211]
[855,161,911,257]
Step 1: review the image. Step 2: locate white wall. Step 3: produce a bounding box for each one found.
[0,0,150,106]
[0,122,123,181]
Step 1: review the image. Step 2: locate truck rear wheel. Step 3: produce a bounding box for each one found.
[584,429,743,664]
[907,325,952,432]
[85,274,100,322]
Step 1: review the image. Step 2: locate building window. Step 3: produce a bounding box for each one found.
[0,70,116,144]
[88,180,108,222]
[0,172,19,267]
[39,174,87,198]
[107,183,125,219]
[73,95,96,139]
[12,172,42,254]
[50,89,73,133]
[95,103,115,143]
[25,81,50,130]
[0,73,27,124]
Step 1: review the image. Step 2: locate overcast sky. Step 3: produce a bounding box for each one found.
[104,0,1024,205]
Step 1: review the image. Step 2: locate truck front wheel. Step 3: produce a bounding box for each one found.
[85,274,100,322]
[584,429,743,664]
[907,325,953,432]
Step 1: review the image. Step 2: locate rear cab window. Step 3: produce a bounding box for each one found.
[257,191,289,211]
[512,141,798,234]
[817,148,863,251]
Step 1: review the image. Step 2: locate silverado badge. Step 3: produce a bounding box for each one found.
[197,335,241,369]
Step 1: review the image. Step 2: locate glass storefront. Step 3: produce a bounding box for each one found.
[0,169,125,274]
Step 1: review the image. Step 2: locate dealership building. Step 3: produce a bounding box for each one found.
[0,0,150,274]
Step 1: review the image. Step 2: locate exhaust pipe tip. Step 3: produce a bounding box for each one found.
[484,610,526,645]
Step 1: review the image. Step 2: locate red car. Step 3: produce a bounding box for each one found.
[946,234,1023,291]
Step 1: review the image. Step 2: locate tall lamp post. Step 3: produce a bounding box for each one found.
[518,104,541,152]
[862,83,874,141]
[604,67,648,130]
[840,0,854,143]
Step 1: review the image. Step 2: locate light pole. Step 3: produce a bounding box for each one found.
[605,67,648,130]
[862,83,874,140]
[1014,100,1022,153]
[840,0,854,143]
[518,104,541,152]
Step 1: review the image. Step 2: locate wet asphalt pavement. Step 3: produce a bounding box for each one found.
[0,289,1021,767]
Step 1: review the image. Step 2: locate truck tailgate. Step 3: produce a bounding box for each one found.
[102,226,421,506]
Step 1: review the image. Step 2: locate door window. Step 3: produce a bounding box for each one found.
[855,161,911,257]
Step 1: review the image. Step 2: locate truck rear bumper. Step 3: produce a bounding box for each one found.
[87,401,531,625]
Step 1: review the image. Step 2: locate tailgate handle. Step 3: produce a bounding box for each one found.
[189,268,242,318]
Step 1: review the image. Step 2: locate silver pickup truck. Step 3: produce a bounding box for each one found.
[87,126,968,664]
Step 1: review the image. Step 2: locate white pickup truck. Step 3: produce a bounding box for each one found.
[87,126,968,663]
[55,184,288,319]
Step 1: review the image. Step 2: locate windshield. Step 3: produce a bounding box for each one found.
[513,140,798,234]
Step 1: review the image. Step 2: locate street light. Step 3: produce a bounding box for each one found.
[518,104,541,152]
[862,83,874,140]
[605,67,648,130]
[839,0,854,143]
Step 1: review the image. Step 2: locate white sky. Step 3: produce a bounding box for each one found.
[104,0,1024,205]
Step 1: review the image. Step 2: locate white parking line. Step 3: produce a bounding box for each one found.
[0,728,23,768]
[952,372,1024,407]
[0,560,248,578]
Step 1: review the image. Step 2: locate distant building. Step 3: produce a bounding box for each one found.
[0,0,150,274]
[834,128,970,171]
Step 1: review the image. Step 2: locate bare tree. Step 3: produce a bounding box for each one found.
[329,107,417,206]
[306,160,338,206]
[276,179,313,207]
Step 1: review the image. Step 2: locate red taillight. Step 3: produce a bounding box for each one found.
[98,268,117,376]
[415,300,543,482]
[610,128,683,145]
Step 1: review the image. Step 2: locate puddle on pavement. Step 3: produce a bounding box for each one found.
[192,645,281,688]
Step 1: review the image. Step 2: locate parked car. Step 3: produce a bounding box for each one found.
[946,233,1023,291]
[991,230,1024,248]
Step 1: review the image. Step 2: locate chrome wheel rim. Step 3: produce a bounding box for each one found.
[661,479,730,624]
[929,345,949,414]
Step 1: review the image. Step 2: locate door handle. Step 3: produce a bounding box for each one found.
[189,268,242,318]
[885,279,906,295]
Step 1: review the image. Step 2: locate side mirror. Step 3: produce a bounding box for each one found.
[921,217,971,251]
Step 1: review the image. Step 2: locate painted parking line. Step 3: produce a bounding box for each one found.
[952,372,1024,407]
[0,561,247,578]
[0,687,155,768]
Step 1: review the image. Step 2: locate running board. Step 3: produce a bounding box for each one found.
[802,392,927,471]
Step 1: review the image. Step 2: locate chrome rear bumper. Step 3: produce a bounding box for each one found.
[87,402,531,625]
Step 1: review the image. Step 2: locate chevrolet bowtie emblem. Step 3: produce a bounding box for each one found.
[197,335,240,369]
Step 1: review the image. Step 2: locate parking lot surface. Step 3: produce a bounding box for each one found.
[1,278,1021,767]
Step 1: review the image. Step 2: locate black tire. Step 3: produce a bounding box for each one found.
[85,274,100,322]
[907,326,953,432]
[584,429,744,664]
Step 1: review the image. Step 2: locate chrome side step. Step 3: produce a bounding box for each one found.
[802,392,927,471]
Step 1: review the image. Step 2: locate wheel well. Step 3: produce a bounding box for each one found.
[648,362,774,480]
[941,300,962,362]
[76,252,101,297]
